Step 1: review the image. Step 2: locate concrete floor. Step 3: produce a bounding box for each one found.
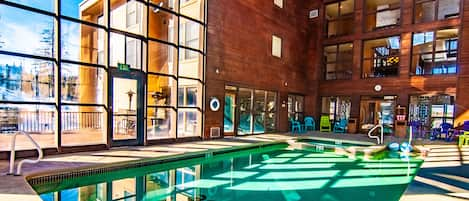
[0,132,467,201]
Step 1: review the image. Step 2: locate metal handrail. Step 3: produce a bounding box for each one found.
[368,124,384,144]
[8,131,43,176]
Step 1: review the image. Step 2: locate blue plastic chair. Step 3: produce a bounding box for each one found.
[290,119,304,134]
[333,119,348,133]
[430,123,453,141]
[304,116,316,131]
[441,123,453,141]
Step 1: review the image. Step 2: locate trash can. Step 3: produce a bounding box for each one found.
[348,118,357,134]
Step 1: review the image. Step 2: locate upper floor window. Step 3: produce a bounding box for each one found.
[362,36,400,78]
[414,0,460,23]
[324,43,353,80]
[325,0,355,38]
[364,0,400,32]
[272,35,282,58]
[411,28,458,75]
[274,0,283,8]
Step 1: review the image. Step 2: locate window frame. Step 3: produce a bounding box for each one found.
[323,43,354,80]
[325,0,355,38]
[363,0,401,32]
[361,36,401,79]
[413,0,461,24]
[410,28,459,76]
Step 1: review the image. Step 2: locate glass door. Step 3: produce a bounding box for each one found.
[237,88,253,135]
[110,70,144,146]
[224,89,237,136]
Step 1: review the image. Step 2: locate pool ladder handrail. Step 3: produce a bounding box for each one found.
[368,124,384,144]
[8,131,43,176]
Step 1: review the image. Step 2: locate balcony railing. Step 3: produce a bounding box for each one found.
[1,111,103,134]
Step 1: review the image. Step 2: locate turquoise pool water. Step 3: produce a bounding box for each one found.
[33,144,423,201]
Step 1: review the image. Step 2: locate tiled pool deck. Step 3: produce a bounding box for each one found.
[0,132,468,201]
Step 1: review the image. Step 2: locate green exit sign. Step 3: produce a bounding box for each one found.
[118,63,130,71]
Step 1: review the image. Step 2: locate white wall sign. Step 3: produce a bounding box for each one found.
[309,9,319,19]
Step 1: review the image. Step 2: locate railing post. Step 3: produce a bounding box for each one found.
[8,132,18,175]
[8,131,43,176]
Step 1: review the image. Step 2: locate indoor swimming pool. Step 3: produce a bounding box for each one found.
[32,143,423,201]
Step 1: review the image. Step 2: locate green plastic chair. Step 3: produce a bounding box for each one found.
[459,132,469,147]
[319,115,332,132]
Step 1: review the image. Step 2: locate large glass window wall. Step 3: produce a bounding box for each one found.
[0,0,206,151]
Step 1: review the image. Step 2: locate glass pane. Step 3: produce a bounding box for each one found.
[266,112,276,132]
[253,113,265,134]
[112,178,136,200]
[113,78,138,140]
[148,74,177,107]
[178,79,202,107]
[61,106,106,146]
[61,0,104,25]
[266,91,276,113]
[437,0,460,20]
[415,1,435,23]
[412,53,433,75]
[149,9,178,44]
[340,0,355,15]
[224,93,236,133]
[324,45,337,63]
[150,0,177,11]
[111,0,146,36]
[179,19,203,51]
[61,19,105,65]
[177,109,200,137]
[180,0,204,22]
[148,41,177,75]
[61,64,105,104]
[0,55,55,102]
[412,32,434,54]
[0,104,56,151]
[327,20,338,37]
[435,29,458,52]
[178,48,202,79]
[254,90,266,112]
[325,3,339,20]
[0,5,54,57]
[6,0,54,12]
[296,96,304,112]
[238,111,252,135]
[110,33,145,69]
[147,108,176,139]
[238,88,252,113]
